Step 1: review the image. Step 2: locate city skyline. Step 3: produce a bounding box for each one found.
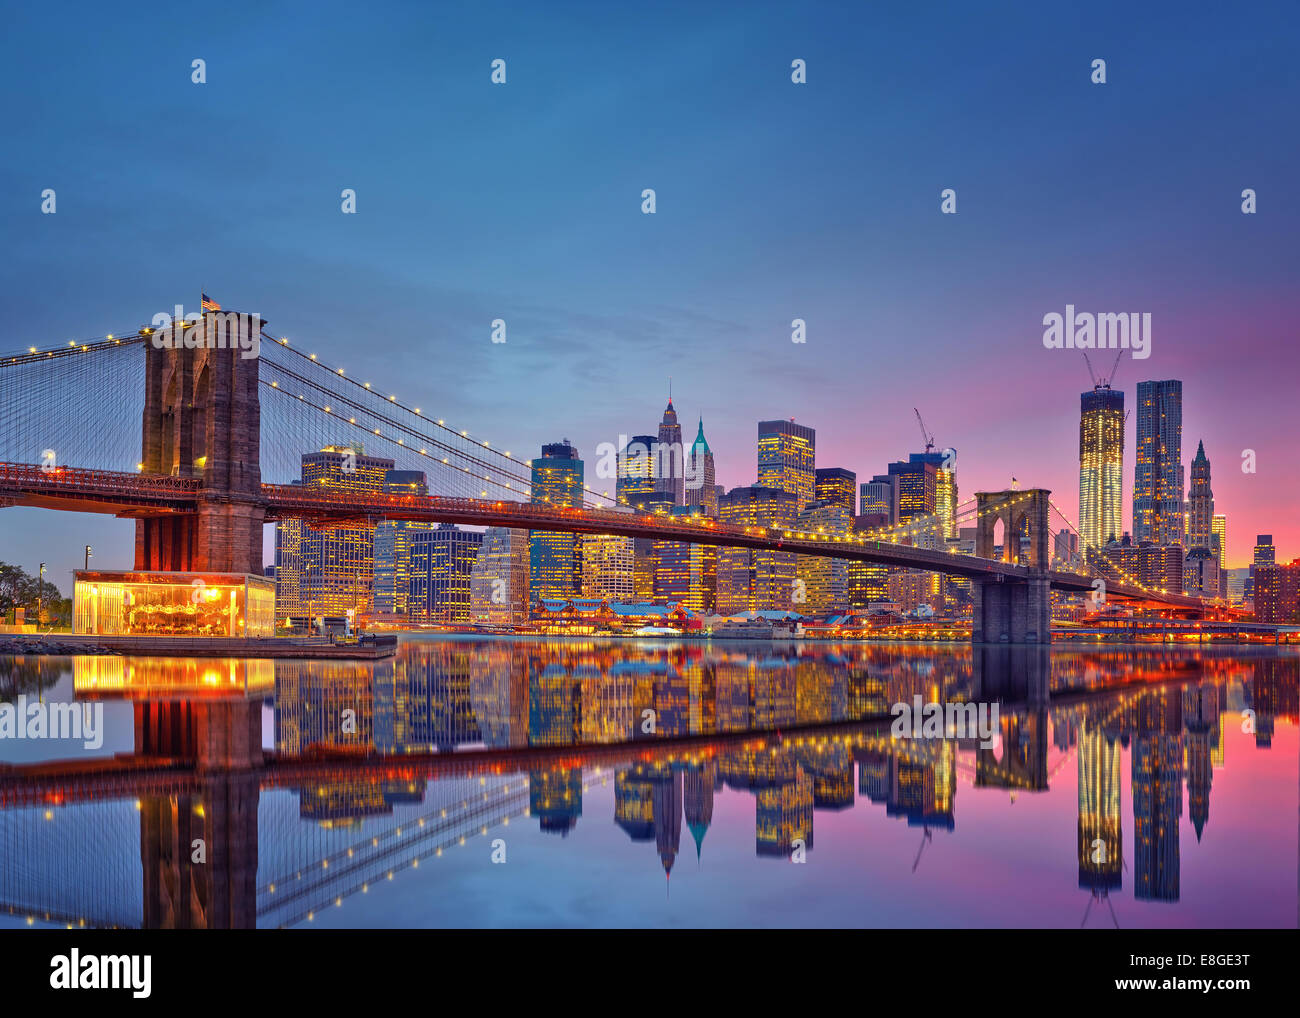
[1,1,1297,582]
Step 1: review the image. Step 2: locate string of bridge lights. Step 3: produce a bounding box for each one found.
[1047,498,1171,598]
[263,332,621,507]
[266,772,611,928]
[259,378,528,499]
[5,332,144,366]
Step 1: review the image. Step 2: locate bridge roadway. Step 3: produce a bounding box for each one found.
[0,460,1203,609]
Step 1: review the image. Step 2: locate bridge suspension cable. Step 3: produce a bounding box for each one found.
[260,332,620,507]
[0,334,147,474]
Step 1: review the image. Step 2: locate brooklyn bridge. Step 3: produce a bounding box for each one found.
[0,307,1210,643]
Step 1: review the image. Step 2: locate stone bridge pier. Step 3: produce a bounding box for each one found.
[134,310,265,574]
[971,488,1052,644]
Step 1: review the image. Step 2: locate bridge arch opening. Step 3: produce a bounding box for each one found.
[991,516,1006,561]
[193,363,209,474]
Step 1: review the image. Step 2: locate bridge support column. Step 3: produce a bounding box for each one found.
[135,309,266,574]
[971,487,1052,645]
[135,515,199,571]
[195,498,266,575]
[973,574,1051,644]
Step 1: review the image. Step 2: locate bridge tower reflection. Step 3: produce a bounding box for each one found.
[135,698,263,929]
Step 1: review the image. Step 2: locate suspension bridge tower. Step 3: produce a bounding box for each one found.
[971,488,1052,644]
[134,311,266,574]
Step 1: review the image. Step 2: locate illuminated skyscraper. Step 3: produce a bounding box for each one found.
[1077,721,1122,891]
[1254,560,1300,623]
[1078,387,1124,552]
[757,419,816,511]
[469,527,531,625]
[1246,533,1275,604]
[848,513,891,609]
[655,398,685,505]
[1133,380,1184,545]
[684,419,717,516]
[654,505,716,612]
[886,457,940,548]
[906,451,958,540]
[814,467,856,517]
[859,476,897,523]
[274,444,394,618]
[796,498,851,613]
[716,486,800,613]
[1182,441,1218,597]
[617,434,658,510]
[581,528,635,600]
[1212,513,1227,570]
[1129,688,1183,902]
[1186,440,1214,551]
[373,469,428,618]
[409,523,483,622]
[633,537,657,600]
[530,441,584,600]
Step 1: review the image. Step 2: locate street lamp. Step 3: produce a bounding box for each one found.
[37,562,45,625]
[84,545,92,571]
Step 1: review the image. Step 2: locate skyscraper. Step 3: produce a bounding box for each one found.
[655,397,684,505]
[795,498,851,612]
[1134,380,1184,545]
[274,444,395,619]
[859,476,897,523]
[469,527,531,625]
[716,486,800,613]
[581,529,635,600]
[1212,514,1227,570]
[1247,534,1276,603]
[409,523,483,622]
[530,441,584,600]
[1186,440,1214,551]
[1078,387,1124,552]
[757,420,816,511]
[373,469,429,618]
[907,451,958,539]
[654,504,716,612]
[886,457,938,543]
[814,467,856,518]
[684,419,717,516]
[848,512,891,609]
[617,434,658,510]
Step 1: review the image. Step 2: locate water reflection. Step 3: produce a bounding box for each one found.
[0,639,1295,929]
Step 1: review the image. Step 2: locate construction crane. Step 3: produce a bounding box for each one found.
[913,408,935,454]
[1083,349,1124,391]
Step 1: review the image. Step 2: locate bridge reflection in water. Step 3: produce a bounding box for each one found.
[0,639,1295,929]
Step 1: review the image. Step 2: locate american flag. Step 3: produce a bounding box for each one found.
[201,293,221,312]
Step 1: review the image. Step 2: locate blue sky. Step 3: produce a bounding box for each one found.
[2,0,1297,584]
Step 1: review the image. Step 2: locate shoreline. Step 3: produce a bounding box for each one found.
[0,633,398,660]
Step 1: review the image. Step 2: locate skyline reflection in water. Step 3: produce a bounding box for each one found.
[0,638,1296,929]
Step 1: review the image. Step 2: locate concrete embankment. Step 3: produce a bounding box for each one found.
[0,634,398,659]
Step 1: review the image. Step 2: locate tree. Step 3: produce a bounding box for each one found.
[0,561,69,625]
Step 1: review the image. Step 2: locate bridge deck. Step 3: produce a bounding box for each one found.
[0,461,1204,607]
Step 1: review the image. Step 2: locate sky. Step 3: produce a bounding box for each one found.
[1,0,1297,587]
